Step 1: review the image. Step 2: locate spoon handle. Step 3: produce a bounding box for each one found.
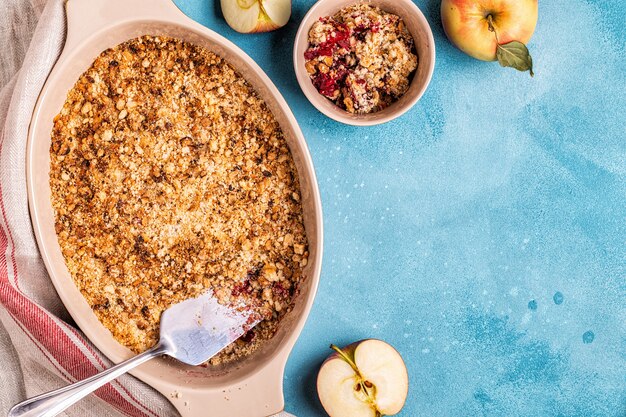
[8,343,170,417]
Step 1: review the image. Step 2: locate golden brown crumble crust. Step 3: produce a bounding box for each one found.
[50,35,308,365]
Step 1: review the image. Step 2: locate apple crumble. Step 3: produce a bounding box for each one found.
[50,35,308,365]
[304,4,418,114]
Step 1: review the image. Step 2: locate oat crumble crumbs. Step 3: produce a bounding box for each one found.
[50,35,309,365]
[304,3,418,114]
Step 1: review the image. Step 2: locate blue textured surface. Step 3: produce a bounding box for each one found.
[173,1,625,415]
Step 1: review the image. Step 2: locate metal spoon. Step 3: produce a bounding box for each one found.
[9,291,260,417]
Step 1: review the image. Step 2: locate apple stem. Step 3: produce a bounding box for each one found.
[330,344,361,376]
[486,15,500,44]
[257,0,269,21]
[330,344,383,415]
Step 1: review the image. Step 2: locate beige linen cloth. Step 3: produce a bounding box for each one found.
[0,1,293,416]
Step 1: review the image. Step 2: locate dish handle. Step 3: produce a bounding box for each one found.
[166,359,287,417]
[64,0,187,52]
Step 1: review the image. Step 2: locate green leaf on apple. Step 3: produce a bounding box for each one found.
[496,41,534,77]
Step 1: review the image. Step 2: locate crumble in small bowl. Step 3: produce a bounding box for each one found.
[304,4,418,114]
[293,0,436,126]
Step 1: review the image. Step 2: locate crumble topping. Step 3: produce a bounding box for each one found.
[50,35,308,365]
[304,3,418,114]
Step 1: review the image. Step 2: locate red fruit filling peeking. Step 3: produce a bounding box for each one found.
[304,4,418,114]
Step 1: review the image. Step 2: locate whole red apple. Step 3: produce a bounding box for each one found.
[441,0,538,62]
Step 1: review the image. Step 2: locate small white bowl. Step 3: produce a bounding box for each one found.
[293,0,436,126]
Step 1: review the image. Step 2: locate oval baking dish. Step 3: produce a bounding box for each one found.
[26,1,323,416]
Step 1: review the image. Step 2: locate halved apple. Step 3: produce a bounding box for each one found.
[220,0,291,33]
[317,340,409,417]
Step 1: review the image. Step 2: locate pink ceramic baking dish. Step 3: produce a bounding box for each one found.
[26,0,323,416]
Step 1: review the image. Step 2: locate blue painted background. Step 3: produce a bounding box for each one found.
[173,1,625,415]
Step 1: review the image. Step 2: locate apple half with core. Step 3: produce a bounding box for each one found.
[221,0,291,33]
[441,0,538,76]
[317,340,409,417]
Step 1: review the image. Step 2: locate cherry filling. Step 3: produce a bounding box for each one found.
[304,44,333,60]
[231,280,251,297]
[304,22,350,60]
[305,18,376,100]
[272,282,289,298]
[354,23,380,34]
[313,72,338,98]
[305,8,413,113]
[240,329,255,343]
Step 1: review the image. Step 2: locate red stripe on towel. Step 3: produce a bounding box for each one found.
[0,186,158,417]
